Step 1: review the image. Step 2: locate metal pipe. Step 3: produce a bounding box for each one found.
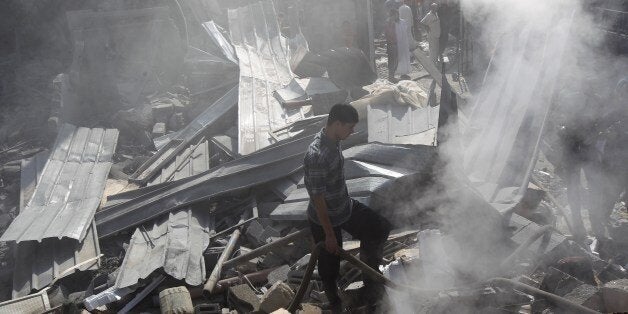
[203,229,241,296]
[488,278,600,314]
[222,229,309,269]
[189,267,277,298]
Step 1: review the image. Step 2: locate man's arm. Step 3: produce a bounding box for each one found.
[305,156,340,255]
[312,193,340,254]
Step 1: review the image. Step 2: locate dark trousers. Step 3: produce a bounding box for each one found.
[386,43,398,79]
[309,200,391,304]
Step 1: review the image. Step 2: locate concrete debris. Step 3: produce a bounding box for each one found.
[600,279,628,312]
[227,284,260,313]
[259,281,295,313]
[562,284,603,312]
[0,0,626,313]
[158,286,194,314]
[274,77,348,114]
[152,122,166,138]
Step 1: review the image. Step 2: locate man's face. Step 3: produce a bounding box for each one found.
[336,122,356,140]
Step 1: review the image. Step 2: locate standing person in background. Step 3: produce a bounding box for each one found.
[399,0,417,50]
[386,9,412,81]
[394,12,412,80]
[421,3,441,65]
[413,0,425,39]
[385,9,399,82]
[341,20,357,48]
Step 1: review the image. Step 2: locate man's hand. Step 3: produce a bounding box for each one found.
[324,232,340,255]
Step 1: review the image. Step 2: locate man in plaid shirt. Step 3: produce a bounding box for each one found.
[304,104,391,311]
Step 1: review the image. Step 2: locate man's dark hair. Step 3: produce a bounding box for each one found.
[327,104,358,125]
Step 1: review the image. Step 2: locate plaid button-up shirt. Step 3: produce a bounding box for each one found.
[304,128,351,226]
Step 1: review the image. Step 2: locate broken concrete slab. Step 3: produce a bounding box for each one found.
[158,286,194,314]
[562,284,603,312]
[600,279,628,312]
[152,122,166,138]
[267,265,291,285]
[227,284,260,313]
[152,103,174,123]
[274,77,348,114]
[260,281,294,313]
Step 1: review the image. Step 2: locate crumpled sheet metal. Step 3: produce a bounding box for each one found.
[0,287,51,313]
[1,124,118,242]
[131,86,237,184]
[96,133,317,238]
[202,21,238,64]
[148,140,210,186]
[115,138,212,289]
[228,0,311,155]
[12,222,101,298]
[115,208,210,288]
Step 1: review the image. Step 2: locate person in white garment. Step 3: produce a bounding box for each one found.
[394,15,412,80]
[399,0,417,50]
[420,2,441,65]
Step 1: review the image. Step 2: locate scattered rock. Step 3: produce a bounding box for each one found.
[260,282,295,314]
[227,284,260,313]
[600,279,628,313]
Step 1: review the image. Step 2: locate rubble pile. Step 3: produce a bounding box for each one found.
[0,0,626,313]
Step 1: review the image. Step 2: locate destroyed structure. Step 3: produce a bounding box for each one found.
[0,0,626,313]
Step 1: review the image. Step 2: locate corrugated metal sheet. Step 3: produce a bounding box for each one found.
[15,151,101,298]
[115,139,212,288]
[228,0,311,155]
[12,222,101,298]
[115,207,211,288]
[0,287,51,313]
[148,140,210,186]
[97,133,316,238]
[1,124,118,242]
[368,102,439,145]
[131,86,237,185]
[19,150,49,212]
